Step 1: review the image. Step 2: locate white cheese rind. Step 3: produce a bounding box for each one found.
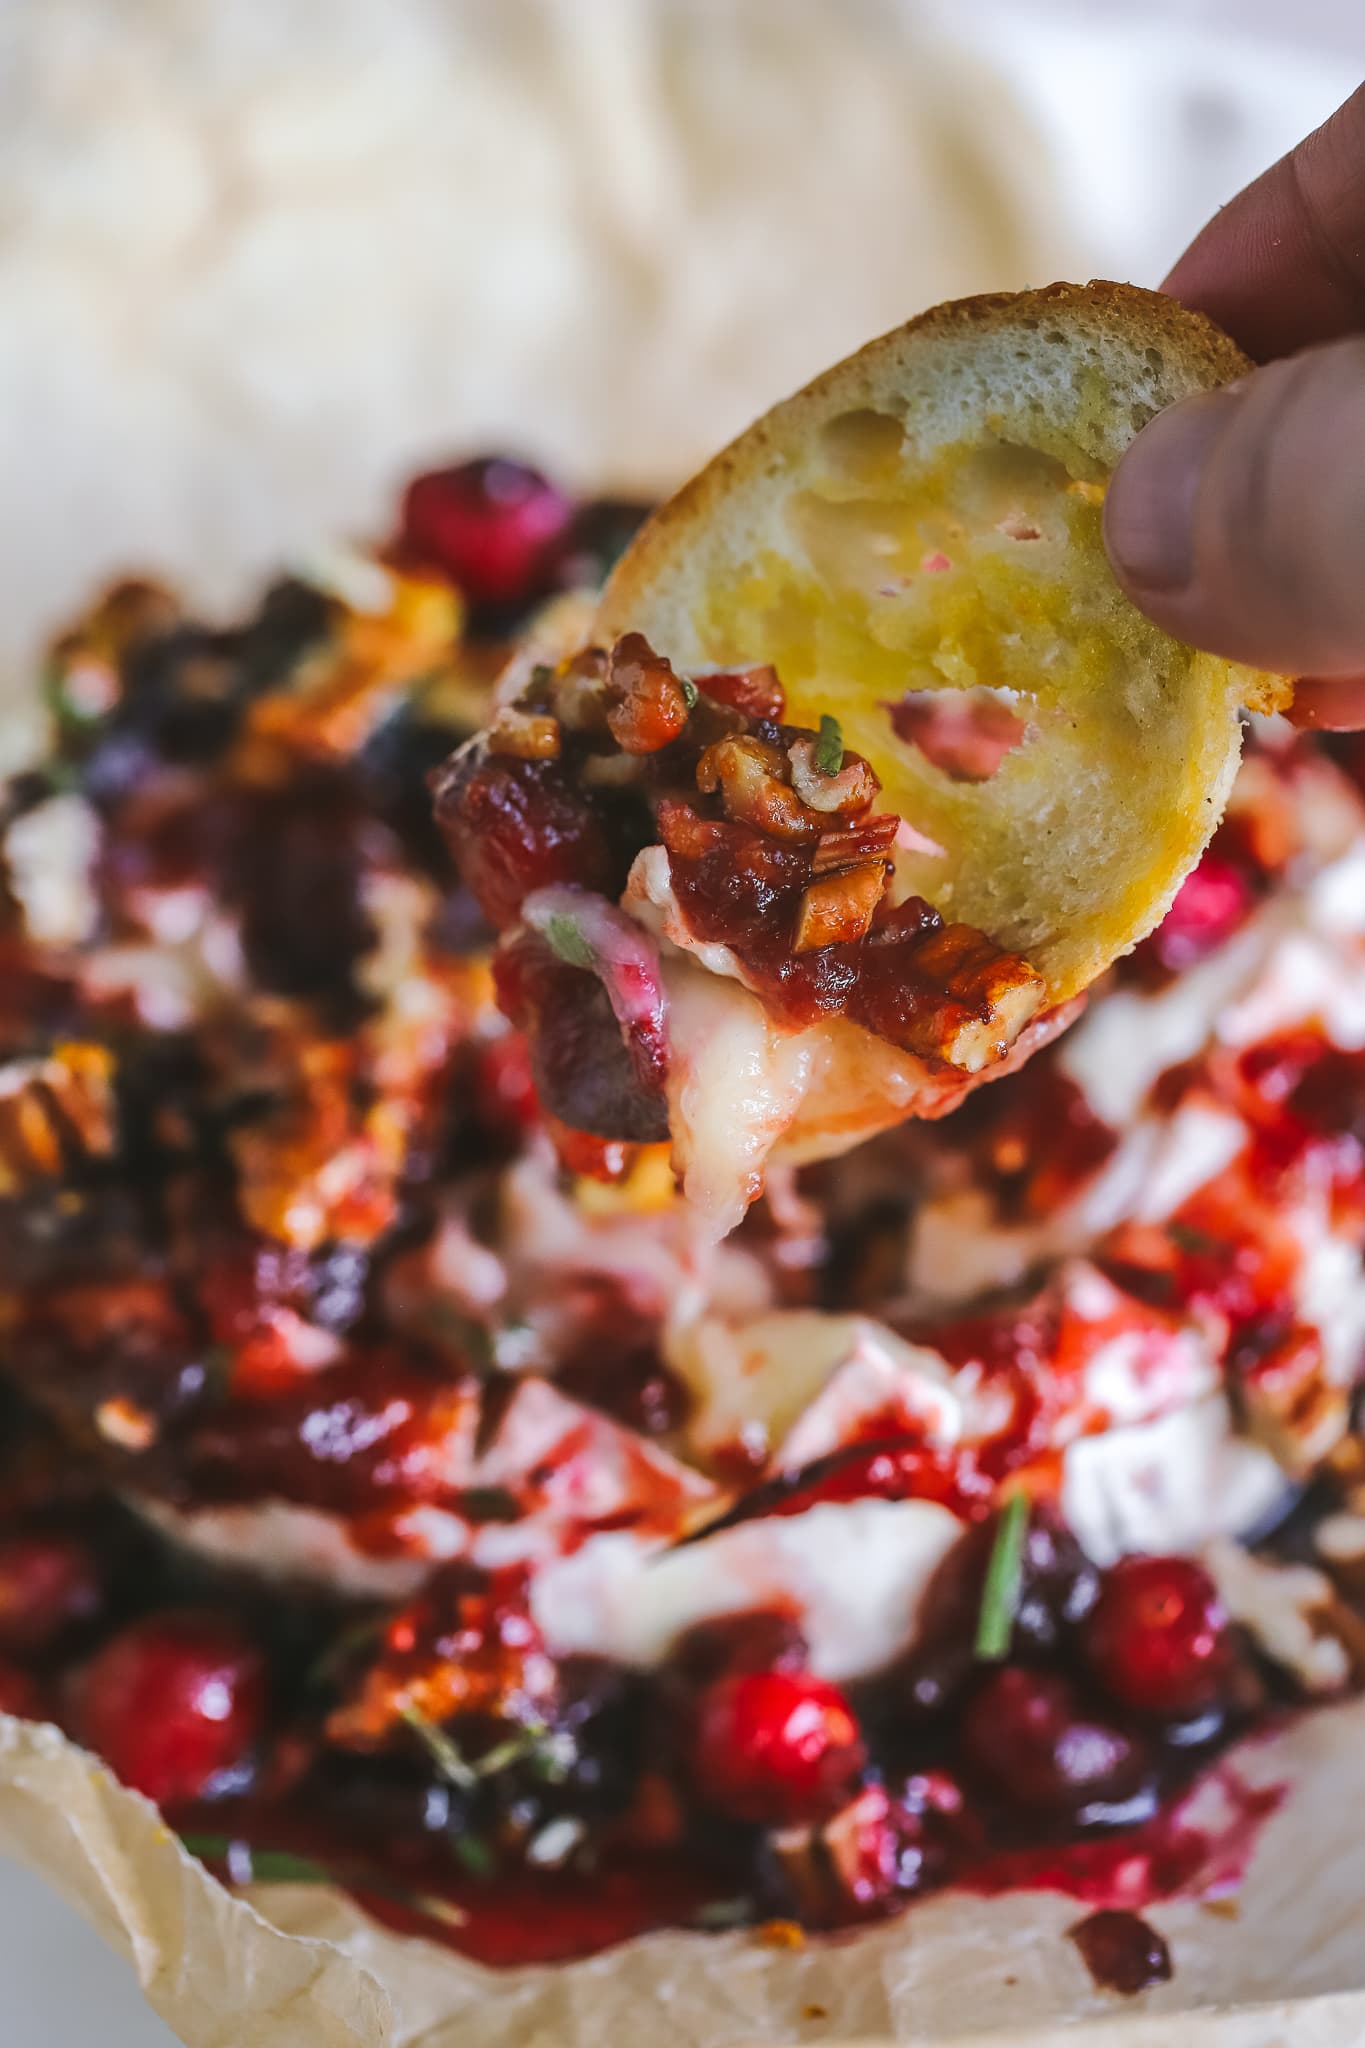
[1060,1395,1290,1566]
[531,1497,964,1681]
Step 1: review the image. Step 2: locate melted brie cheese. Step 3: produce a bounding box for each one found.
[1060,1395,1289,1565]
[627,851,1007,1236]
[531,1497,963,1681]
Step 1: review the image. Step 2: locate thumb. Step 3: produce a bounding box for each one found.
[1104,336,1365,678]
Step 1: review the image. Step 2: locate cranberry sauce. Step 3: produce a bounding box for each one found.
[432,634,1047,1148]
[0,1414,1323,1975]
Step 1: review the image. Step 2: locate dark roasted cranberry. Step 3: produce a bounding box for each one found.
[230,779,375,1004]
[556,498,653,587]
[1290,1044,1365,1145]
[119,625,245,764]
[894,1639,977,1724]
[0,1658,47,1720]
[435,750,630,932]
[400,459,575,609]
[1069,1908,1173,1995]
[236,579,333,697]
[494,934,668,1143]
[1083,1556,1231,1717]
[0,1531,103,1654]
[671,1611,808,1686]
[1136,852,1254,975]
[71,1610,267,1805]
[359,703,465,881]
[960,1668,1146,1817]
[691,1667,865,1826]
[920,1505,1099,1659]
[557,1339,690,1438]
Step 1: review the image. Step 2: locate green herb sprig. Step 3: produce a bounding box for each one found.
[814,715,844,776]
[974,1491,1030,1661]
[542,913,596,971]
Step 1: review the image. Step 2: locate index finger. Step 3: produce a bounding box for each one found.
[1163,82,1365,360]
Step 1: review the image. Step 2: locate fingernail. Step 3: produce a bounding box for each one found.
[1104,388,1243,594]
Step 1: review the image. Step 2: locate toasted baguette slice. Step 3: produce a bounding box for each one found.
[598,282,1288,1001]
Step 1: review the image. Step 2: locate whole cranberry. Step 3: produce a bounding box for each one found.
[0,1531,103,1654]
[399,459,575,609]
[692,1668,866,1827]
[920,1506,1099,1659]
[435,751,623,932]
[71,1610,266,1806]
[960,1667,1145,1817]
[0,1658,48,1720]
[1083,1555,1231,1717]
[1141,852,1253,974]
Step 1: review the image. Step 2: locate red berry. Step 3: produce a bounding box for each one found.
[0,1531,103,1654]
[1083,1555,1231,1717]
[960,1667,1145,1816]
[71,1610,266,1806]
[691,1668,865,1826]
[1143,853,1253,973]
[435,751,622,932]
[400,459,575,609]
[0,1658,47,1720]
[473,1031,540,1141]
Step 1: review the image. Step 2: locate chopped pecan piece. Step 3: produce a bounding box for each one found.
[856,911,1046,1070]
[549,646,610,735]
[0,1042,117,1195]
[695,664,786,720]
[811,813,900,875]
[327,1566,557,1748]
[793,862,888,953]
[487,707,562,761]
[696,735,824,842]
[772,1783,917,1921]
[788,738,878,815]
[1236,1323,1348,1474]
[604,632,693,754]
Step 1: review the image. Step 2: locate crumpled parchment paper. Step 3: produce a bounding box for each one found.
[6,1699,1365,2048]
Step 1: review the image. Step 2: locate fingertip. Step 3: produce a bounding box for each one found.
[1285,677,1365,733]
[1103,389,1242,599]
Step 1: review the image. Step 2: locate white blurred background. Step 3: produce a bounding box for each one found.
[0,2,1360,2041]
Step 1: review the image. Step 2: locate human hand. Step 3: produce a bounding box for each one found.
[1103,84,1365,727]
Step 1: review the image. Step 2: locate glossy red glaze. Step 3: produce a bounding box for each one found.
[356,1858,722,1966]
[177,1354,477,1516]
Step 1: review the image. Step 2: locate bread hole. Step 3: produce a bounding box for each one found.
[1144,347,1163,373]
[819,408,905,482]
[882,686,1033,783]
